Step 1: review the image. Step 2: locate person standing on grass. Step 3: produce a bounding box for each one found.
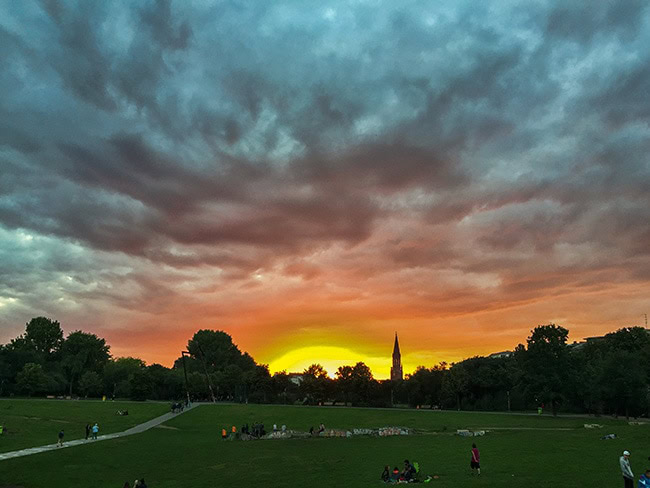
[92,422,99,440]
[471,443,481,475]
[621,450,634,488]
[57,429,64,447]
[85,423,90,440]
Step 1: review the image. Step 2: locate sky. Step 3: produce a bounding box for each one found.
[1,0,649,379]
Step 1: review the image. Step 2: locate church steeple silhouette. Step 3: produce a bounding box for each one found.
[390,332,403,381]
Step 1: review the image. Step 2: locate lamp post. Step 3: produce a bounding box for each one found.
[181,351,191,405]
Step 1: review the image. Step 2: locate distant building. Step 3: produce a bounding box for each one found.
[287,373,304,385]
[390,333,403,381]
[581,327,650,345]
[488,350,513,359]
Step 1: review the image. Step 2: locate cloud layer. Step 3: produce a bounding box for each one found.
[1,0,649,375]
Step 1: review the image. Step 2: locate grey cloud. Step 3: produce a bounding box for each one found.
[0,0,649,337]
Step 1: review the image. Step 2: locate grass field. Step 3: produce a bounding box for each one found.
[0,399,168,453]
[0,401,648,487]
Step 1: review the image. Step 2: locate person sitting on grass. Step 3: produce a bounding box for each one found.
[402,460,416,481]
[639,469,650,487]
[221,428,227,440]
[381,465,390,482]
[390,467,400,482]
[123,482,131,488]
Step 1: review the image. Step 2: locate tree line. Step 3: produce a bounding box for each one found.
[1,317,647,417]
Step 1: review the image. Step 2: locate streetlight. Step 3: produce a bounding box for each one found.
[181,351,191,405]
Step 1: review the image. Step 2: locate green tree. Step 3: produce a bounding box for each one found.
[300,364,330,404]
[186,330,255,372]
[78,371,103,397]
[148,364,183,400]
[523,324,570,416]
[335,365,354,405]
[441,362,469,410]
[349,362,373,405]
[104,357,146,397]
[601,350,647,419]
[60,331,110,395]
[16,362,48,396]
[130,368,153,401]
[243,364,273,403]
[24,317,64,357]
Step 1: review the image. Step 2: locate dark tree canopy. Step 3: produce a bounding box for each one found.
[0,317,648,415]
[24,317,64,356]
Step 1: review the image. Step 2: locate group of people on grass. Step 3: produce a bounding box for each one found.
[221,421,328,440]
[619,450,650,488]
[381,460,420,483]
[221,424,238,440]
[309,423,326,436]
[222,422,268,440]
[122,478,147,488]
[381,444,479,483]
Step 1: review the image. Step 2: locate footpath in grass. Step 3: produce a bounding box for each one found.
[0,398,168,453]
[1,404,647,488]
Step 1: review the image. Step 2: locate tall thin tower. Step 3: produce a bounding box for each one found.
[390,332,403,381]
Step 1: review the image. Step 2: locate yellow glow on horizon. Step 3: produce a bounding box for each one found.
[268,345,391,379]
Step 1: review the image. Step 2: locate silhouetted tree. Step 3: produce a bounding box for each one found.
[523,324,570,416]
[16,363,48,396]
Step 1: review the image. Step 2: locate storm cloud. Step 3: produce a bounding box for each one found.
[1,0,649,370]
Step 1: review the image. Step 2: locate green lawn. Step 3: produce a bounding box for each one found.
[0,398,168,452]
[0,403,647,487]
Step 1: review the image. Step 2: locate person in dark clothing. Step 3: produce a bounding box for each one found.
[85,423,90,440]
[309,426,314,436]
[139,479,147,488]
[57,429,64,447]
[381,465,390,482]
[402,460,415,481]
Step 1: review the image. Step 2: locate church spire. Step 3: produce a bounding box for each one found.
[392,332,401,358]
[390,332,403,381]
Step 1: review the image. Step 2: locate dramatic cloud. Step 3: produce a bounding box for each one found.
[1,0,649,376]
